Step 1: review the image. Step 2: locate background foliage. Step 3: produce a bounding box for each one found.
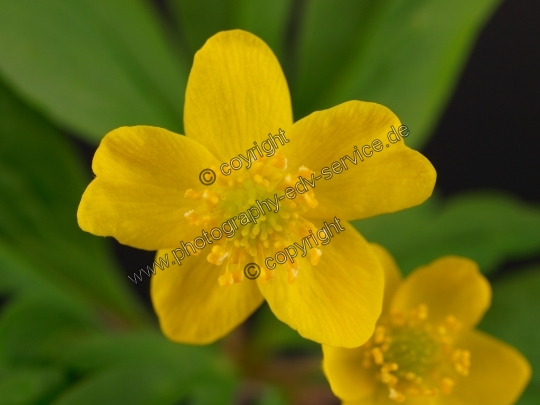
[0,0,538,404]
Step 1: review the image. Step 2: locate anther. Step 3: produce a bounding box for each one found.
[374,326,386,344]
[440,377,455,395]
[310,249,322,265]
[389,388,406,403]
[371,348,384,365]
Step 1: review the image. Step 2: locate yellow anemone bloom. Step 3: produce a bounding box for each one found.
[322,244,531,405]
[77,30,436,347]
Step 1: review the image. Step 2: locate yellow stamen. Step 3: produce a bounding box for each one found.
[310,248,322,266]
[360,305,471,403]
[184,189,202,200]
[374,326,386,344]
[389,388,406,403]
[371,348,384,365]
[440,377,455,395]
[184,154,321,286]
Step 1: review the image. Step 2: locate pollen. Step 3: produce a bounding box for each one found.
[184,154,320,286]
[361,305,471,402]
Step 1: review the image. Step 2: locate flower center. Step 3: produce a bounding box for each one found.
[362,305,471,403]
[184,153,321,286]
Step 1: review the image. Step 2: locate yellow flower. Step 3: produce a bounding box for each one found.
[322,244,531,405]
[77,30,436,347]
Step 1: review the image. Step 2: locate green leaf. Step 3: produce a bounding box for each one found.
[0,366,67,405]
[0,245,44,294]
[168,0,292,61]
[190,377,238,405]
[250,304,319,357]
[0,0,188,142]
[0,300,238,404]
[0,293,102,367]
[61,332,227,375]
[57,332,237,405]
[53,364,192,405]
[479,266,540,405]
[256,385,290,405]
[354,192,540,275]
[292,0,501,148]
[0,82,148,325]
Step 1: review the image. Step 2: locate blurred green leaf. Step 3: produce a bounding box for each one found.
[293,0,501,148]
[256,385,290,405]
[0,82,148,325]
[0,296,237,404]
[53,364,192,405]
[53,363,234,405]
[250,304,319,357]
[189,377,240,405]
[0,245,45,294]
[61,331,226,375]
[0,0,188,142]
[479,266,540,405]
[57,331,237,405]
[0,366,67,405]
[355,192,540,275]
[168,0,292,61]
[0,293,102,367]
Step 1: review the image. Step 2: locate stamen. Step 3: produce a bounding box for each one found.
[445,315,462,331]
[453,349,471,376]
[185,154,321,287]
[207,245,228,265]
[371,348,385,365]
[374,326,386,344]
[298,166,314,177]
[360,305,471,403]
[272,153,288,170]
[440,377,455,394]
[303,192,318,208]
[218,271,234,287]
[310,249,323,265]
[389,388,405,403]
[381,371,398,386]
[185,189,202,200]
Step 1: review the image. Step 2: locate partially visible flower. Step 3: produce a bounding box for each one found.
[323,245,531,405]
[77,30,436,347]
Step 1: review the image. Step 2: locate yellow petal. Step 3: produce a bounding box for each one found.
[322,345,376,402]
[258,221,384,347]
[284,101,436,221]
[440,330,531,405]
[78,126,220,250]
[390,257,491,330]
[184,30,293,162]
[151,249,264,344]
[342,389,440,405]
[369,243,402,314]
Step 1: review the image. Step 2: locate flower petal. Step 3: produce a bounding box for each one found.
[322,345,376,402]
[344,395,439,405]
[390,257,491,330]
[440,330,531,405]
[369,243,402,314]
[321,246,403,402]
[284,101,436,221]
[258,221,384,347]
[77,126,220,250]
[184,30,293,162]
[151,249,264,344]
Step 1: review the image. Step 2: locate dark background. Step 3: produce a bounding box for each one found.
[423,0,540,204]
[74,0,540,303]
[422,0,540,281]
